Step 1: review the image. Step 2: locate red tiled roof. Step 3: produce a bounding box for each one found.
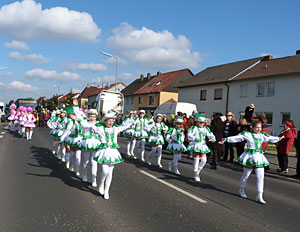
[121,76,155,96]
[88,83,120,96]
[234,55,300,81]
[79,86,102,98]
[59,93,79,102]
[134,69,190,94]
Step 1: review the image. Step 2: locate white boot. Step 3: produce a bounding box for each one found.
[29,130,33,140]
[66,161,70,169]
[99,181,105,195]
[194,172,200,182]
[256,191,266,204]
[141,151,145,162]
[104,186,110,200]
[57,147,62,160]
[239,188,247,198]
[92,175,97,187]
[69,164,74,172]
[82,170,88,182]
[26,132,29,140]
[173,166,180,175]
[75,166,80,176]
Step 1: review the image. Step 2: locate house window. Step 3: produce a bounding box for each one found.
[131,96,134,104]
[214,88,223,100]
[266,82,275,96]
[148,95,155,105]
[255,112,263,117]
[281,112,291,125]
[257,83,265,96]
[240,84,248,98]
[200,90,207,101]
[126,98,129,104]
[138,96,143,104]
[265,112,273,124]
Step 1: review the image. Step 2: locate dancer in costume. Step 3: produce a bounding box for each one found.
[123,111,137,157]
[60,107,83,176]
[24,107,36,140]
[14,107,22,135]
[187,113,216,182]
[132,110,150,161]
[8,104,17,131]
[165,117,187,175]
[47,109,61,155]
[219,120,283,204]
[19,107,28,138]
[53,109,68,161]
[74,108,101,187]
[146,114,169,168]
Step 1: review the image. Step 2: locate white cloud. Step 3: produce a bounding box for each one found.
[90,72,136,84]
[4,40,30,50]
[9,51,50,64]
[104,57,127,66]
[25,68,81,82]
[9,80,39,92]
[0,0,101,42]
[107,22,201,70]
[0,71,13,77]
[71,88,81,93]
[65,63,107,72]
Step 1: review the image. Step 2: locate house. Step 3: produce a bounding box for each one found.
[133,69,194,115]
[178,50,300,134]
[121,73,154,114]
[86,82,126,109]
[58,92,80,108]
[78,85,102,109]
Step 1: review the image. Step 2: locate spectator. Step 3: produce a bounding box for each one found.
[223,112,238,162]
[236,118,249,157]
[210,113,225,169]
[276,121,297,173]
[43,110,50,127]
[244,104,255,123]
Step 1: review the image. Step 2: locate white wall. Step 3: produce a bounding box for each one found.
[124,95,135,114]
[178,83,228,117]
[178,74,300,135]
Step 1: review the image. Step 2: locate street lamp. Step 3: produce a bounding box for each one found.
[100,51,118,92]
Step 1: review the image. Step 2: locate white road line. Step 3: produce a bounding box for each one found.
[0,135,3,139]
[140,170,207,204]
[0,132,5,135]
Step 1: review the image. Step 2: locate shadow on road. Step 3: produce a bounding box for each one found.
[26,145,99,196]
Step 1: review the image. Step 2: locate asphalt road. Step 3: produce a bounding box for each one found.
[0,124,300,232]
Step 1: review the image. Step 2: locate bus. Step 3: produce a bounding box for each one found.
[16,98,37,109]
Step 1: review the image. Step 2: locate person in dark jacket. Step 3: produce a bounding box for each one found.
[210,113,225,169]
[235,118,249,157]
[223,112,238,162]
[244,104,255,123]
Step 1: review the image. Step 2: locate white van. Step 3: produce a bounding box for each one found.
[95,90,124,114]
[154,102,197,118]
[0,102,5,122]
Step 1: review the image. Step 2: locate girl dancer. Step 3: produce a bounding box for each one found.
[219,120,283,204]
[146,114,169,168]
[8,104,17,131]
[53,109,67,161]
[91,112,134,199]
[123,111,137,157]
[165,117,187,175]
[24,107,36,140]
[48,109,61,155]
[19,107,27,138]
[132,110,150,161]
[187,113,216,182]
[75,108,101,187]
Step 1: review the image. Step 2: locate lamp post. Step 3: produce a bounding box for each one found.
[100,51,118,92]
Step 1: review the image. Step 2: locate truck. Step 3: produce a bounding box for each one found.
[16,98,37,109]
[0,102,5,122]
[94,90,124,115]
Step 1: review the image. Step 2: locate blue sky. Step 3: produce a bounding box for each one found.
[0,0,299,103]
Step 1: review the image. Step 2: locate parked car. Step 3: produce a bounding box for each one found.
[0,102,5,122]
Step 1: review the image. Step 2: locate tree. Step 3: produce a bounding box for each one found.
[65,90,74,107]
[48,95,59,111]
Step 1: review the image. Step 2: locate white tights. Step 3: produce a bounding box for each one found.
[193,156,207,173]
[82,150,98,177]
[68,150,81,167]
[171,153,181,167]
[99,163,115,193]
[240,167,264,192]
[135,139,146,152]
[147,145,163,165]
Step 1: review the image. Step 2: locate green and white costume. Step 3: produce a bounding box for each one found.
[225,131,281,167]
[147,122,169,145]
[60,119,83,147]
[187,125,216,153]
[132,118,150,139]
[122,117,137,138]
[165,127,187,152]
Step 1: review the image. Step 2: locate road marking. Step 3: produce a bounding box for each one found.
[4,126,8,129]
[140,170,207,204]
[0,135,3,139]
[0,132,5,135]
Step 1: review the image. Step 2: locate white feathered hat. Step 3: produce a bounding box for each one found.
[102,112,116,122]
[88,109,98,115]
[139,109,146,114]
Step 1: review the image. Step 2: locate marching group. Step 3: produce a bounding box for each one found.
[7,101,298,204]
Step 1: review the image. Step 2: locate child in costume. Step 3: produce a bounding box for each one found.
[165,117,187,175]
[8,104,17,131]
[146,114,169,168]
[187,113,216,182]
[24,107,36,140]
[132,110,151,161]
[219,120,283,204]
[122,111,137,157]
[47,109,61,155]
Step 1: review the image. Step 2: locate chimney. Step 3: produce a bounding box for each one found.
[102,83,104,88]
[140,74,144,81]
[147,73,151,80]
[262,55,273,61]
[97,85,100,88]
[157,71,162,76]
[107,82,110,87]
[296,50,300,55]
[87,84,90,87]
